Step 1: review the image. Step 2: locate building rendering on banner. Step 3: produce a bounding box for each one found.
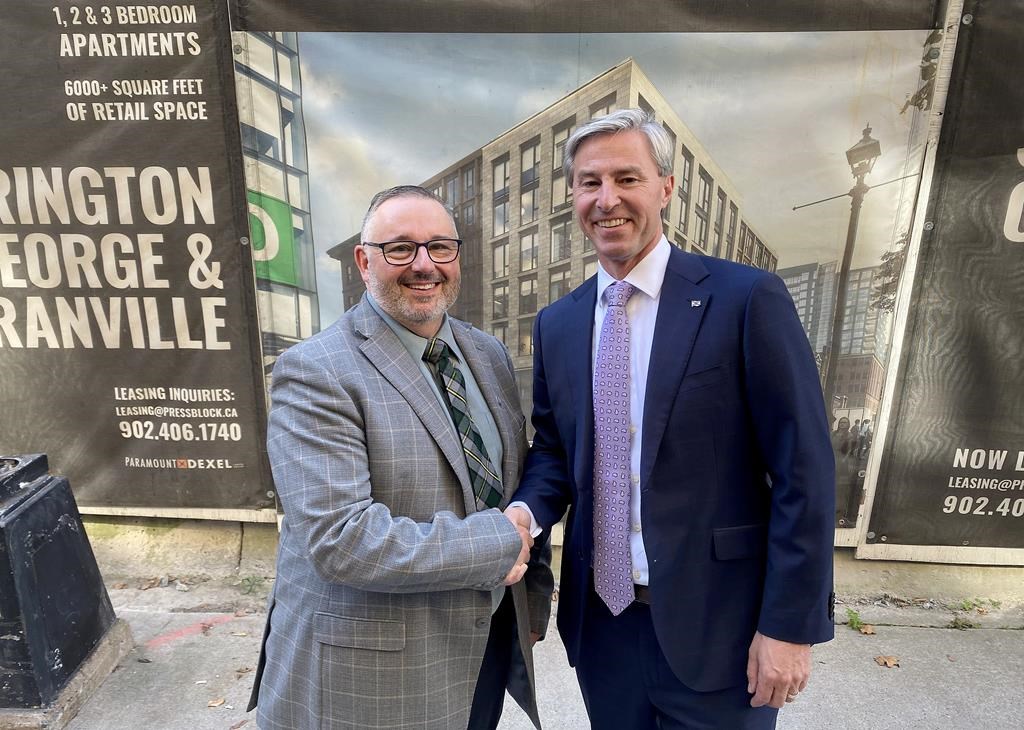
[233,31,320,374]
[330,59,778,414]
[778,261,892,420]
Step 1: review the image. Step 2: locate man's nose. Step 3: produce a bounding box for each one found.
[409,244,435,271]
[596,184,620,210]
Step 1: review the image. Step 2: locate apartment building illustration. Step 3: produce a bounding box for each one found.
[233,31,320,373]
[779,261,893,417]
[331,59,778,414]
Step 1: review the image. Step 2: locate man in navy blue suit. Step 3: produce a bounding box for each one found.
[507,109,835,728]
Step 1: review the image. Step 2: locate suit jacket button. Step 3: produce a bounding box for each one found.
[475,617,489,629]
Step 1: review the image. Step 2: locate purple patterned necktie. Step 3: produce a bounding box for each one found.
[592,280,636,616]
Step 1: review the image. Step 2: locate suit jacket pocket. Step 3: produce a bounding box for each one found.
[313,612,406,651]
[712,523,767,561]
[679,364,724,393]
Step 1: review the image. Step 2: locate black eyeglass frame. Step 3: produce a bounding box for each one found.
[361,238,463,265]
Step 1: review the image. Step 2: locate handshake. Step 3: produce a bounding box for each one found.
[502,505,534,586]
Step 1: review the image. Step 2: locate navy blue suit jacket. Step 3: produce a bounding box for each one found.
[512,246,835,692]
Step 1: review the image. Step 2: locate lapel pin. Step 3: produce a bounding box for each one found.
[690,299,702,308]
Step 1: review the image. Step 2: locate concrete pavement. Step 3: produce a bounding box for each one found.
[499,602,1024,729]
[51,580,1023,730]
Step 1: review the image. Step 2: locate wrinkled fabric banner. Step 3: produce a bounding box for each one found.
[228,0,938,33]
[870,0,1024,550]
[0,1,271,510]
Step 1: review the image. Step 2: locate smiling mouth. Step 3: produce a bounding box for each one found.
[403,281,442,292]
[595,218,628,228]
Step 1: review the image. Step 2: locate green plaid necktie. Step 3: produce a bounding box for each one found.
[422,338,503,511]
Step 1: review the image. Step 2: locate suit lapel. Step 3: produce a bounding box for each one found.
[354,301,474,507]
[641,249,711,488]
[563,278,598,492]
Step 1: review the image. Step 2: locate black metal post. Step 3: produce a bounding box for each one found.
[821,176,869,428]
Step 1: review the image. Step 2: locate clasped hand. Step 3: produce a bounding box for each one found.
[502,506,533,585]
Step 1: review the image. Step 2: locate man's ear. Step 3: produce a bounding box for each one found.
[354,244,370,284]
[661,174,675,208]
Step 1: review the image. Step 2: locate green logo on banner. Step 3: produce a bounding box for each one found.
[247,190,297,286]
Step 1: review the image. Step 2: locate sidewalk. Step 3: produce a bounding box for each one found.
[60,580,1022,729]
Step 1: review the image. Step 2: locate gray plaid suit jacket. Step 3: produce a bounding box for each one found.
[249,297,552,729]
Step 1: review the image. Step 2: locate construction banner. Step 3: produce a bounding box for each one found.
[228,1,943,532]
[868,0,1024,552]
[0,1,272,511]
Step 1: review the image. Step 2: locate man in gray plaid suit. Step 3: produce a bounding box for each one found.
[248,185,553,729]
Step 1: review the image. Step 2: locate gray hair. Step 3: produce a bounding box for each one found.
[563,108,674,182]
[360,185,457,241]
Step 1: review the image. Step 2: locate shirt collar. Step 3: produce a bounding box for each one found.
[366,293,460,361]
[595,235,671,303]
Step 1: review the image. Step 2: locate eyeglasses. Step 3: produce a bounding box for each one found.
[361,238,462,265]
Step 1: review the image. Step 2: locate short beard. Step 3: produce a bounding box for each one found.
[367,271,461,326]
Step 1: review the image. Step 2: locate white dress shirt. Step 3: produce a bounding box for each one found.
[513,236,670,587]
[590,236,669,586]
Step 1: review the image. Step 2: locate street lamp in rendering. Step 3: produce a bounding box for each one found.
[846,125,882,178]
[820,125,881,429]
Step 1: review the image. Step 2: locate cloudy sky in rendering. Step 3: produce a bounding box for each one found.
[297,31,932,324]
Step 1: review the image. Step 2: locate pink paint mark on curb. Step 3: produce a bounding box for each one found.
[145,614,236,650]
